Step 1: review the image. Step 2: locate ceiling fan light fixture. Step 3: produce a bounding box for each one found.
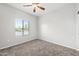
[32,4,37,12]
[23,3,45,13]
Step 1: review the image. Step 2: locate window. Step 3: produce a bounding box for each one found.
[15,19,29,36]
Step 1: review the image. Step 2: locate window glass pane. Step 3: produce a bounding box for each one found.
[24,20,29,35]
[15,19,29,36]
[15,19,22,36]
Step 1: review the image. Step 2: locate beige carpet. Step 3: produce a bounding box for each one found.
[0,39,79,56]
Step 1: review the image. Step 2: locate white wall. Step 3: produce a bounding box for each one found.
[38,4,76,49]
[0,4,38,49]
[76,4,79,50]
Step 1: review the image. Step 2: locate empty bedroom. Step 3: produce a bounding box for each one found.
[0,3,79,56]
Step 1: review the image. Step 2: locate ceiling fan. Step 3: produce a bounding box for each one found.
[23,3,45,12]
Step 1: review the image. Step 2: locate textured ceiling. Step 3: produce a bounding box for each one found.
[7,3,67,17]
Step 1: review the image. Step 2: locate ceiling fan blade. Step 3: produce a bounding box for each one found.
[23,5,32,7]
[37,6,45,10]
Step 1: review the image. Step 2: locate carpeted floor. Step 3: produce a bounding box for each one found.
[0,39,79,56]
